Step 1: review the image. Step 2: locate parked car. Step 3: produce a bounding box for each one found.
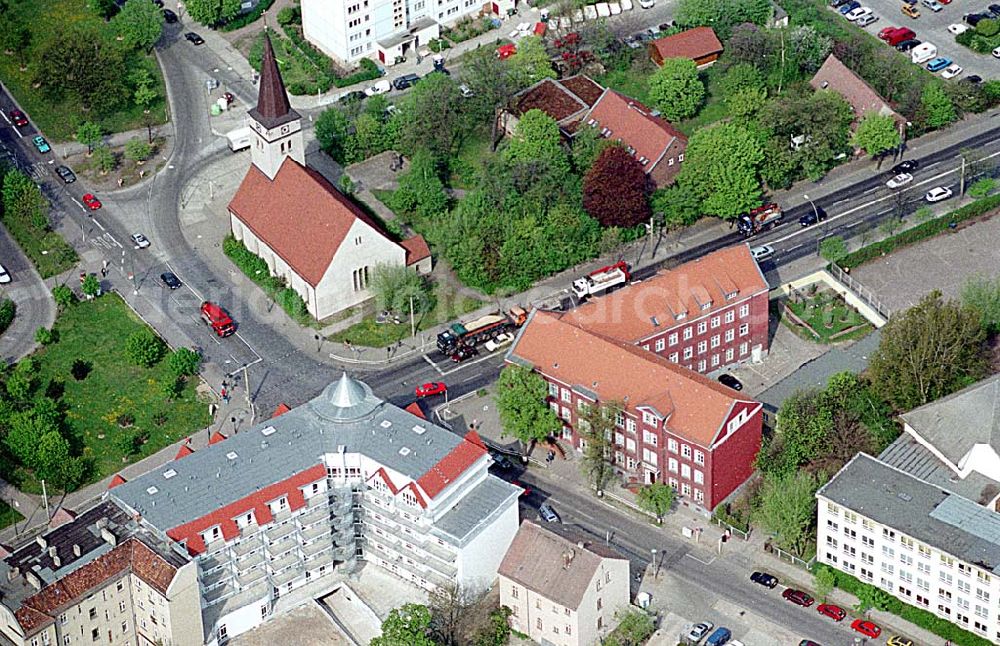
[718,374,743,391]
[782,589,815,606]
[484,333,512,352]
[0,264,11,284]
[817,603,847,621]
[639,0,656,7]
[925,186,953,202]
[8,109,28,127]
[858,13,879,25]
[941,63,963,78]
[338,90,366,104]
[415,382,447,397]
[891,159,920,173]
[184,32,205,45]
[851,619,881,639]
[994,46,1000,58]
[798,642,822,646]
[392,73,420,90]
[513,479,531,496]
[750,245,774,261]
[458,83,475,97]
[450,345,478,362]
[896,38,922,50]
[32,135,50,153]
[922,0,943,10]
[131,233,150,249]
[162,8,177,22]
[160,272,182,289]
[879,25,902,39]
[364,80,391,96]
[830,0,852,7]
[990,3,1000,16]
[887,172,914,188]
[964,12,989,25]
[490,452,513,470]
[55,165,76,183]
[685,622,714,642]
[948,23,969,34]
[839,0,861,14]
[200,301,236,337]
[538,502,560,523]
[750,571,778,588]
[82,193,102,210]
[846,6,872,20]
[926,56,952,72]
[962,74,983,84]
[887,636,914,646]
[705,627,731,646]
[901,3,920,17]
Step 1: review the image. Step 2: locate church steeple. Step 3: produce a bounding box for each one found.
[246,30,305,179]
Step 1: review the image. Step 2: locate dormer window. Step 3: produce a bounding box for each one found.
[700,301,712,311]
[675,311,687,321]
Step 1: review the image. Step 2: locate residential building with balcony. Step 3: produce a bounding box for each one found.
[506,310,763,511]
[499,521,629,646]
[0,501,202,646]
[108,373,521,645]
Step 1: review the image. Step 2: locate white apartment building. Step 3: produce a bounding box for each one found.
[301,0,514,66]
[818,453,1000,643]
[108,373,521,645]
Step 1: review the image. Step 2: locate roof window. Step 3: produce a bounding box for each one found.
[261,426,277,436]
[381,420,392,428]
[162,469,177,480]
[412,425,427,435]
[226,451,238,460]
[146,486,159,495]
[399,447,411,456]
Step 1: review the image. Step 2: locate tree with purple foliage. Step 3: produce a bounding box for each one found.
[582,146,652,229]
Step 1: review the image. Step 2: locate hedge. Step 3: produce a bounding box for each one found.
[0,299,16,335]
[838,195,1000,269]
[279,24,382,91]
[220,0,276,31]
[222,235,313,324]
[813,564,992,646]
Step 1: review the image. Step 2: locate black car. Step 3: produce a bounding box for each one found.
[895,39,921,51]
[185,32,205,45]
[750,571,778,588]
[55,165,76,184]
[718,374,743,391]
[160,272,182,289]
[962,74,984,84]
[490,452,513,470]
[799,208,827,226]
[990,3,1000,16]
[392,73,421,90]
[450,345,478,362]
[891,159,919,174]
[830,0,852,7]
[162,8,177,22]
[965,12,989,25]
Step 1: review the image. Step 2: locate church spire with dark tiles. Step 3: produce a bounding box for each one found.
[248,30,300,130]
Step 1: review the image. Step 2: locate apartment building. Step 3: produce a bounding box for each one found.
[498,521,630,646]
[0,501,203,646]
[561,244,770,375]
[507,310,763,511]
[105,373,520,645]
[301,0,513,66]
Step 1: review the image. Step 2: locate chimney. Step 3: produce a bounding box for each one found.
[72,544,81,557]
[52,554,61,568]
[25,572,41,591]
[6,567,18,582]
[35,536,47,550]
[100,528,117,547]
[562,548,576,569]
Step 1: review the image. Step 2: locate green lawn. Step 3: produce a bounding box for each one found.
[16,295,209,491]
[0,501,23,530]
[1,217,78,279]
[782,290,872,343]
[449,127,494,190]
[676,67,728,136]
[0,0,168,141]
[329,284,484,348]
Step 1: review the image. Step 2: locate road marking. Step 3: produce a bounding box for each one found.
[845,220,864,228]
[685,553,717,566]
[877,207,892,215]
[862,187,877,194]
[0,111,9,125]
[785,244,802,253]
[423,354,444,375]
[94,220,105,231]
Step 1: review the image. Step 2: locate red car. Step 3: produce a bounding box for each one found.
[513,479,532,496]
[817,603,846,621]
[9,109,28,127]
[415,382,447,397]
[782,589,814,607]
[82,193,102,210]
[851,619,881,639]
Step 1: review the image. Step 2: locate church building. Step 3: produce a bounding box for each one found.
[228,34,431,320]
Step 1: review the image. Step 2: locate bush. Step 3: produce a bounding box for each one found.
[969,178,996,199]
[976,18,999,37]
[276,5,300,25]
[167,348,202,377]
[0,299,15,335]
[223,236,314,323]
[52,285,76,310]
[221,0,276,31]
[123,328,166,368]
[124,138,152,163]
[35,327,56,345]
[335,58,382,88]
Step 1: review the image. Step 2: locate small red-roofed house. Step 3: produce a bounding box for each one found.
[649,27,724,68]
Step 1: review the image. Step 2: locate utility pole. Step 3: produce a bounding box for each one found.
[41,480,49,520]
[242,364,255,425]
[409,295,416,339]
[960,155,966,196]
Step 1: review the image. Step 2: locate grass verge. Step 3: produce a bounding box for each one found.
[1,218,77,280]
[781,291,872,343]
[0,501,23,530]
[222,235,315,327]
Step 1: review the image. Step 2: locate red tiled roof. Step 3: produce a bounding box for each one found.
[368,467,401,494]
[167,464,327,555]
[417,434,488,499]
[15,539,177,634]
[174,444,195,460]
[510,311,747,447]
[401,235,431,266]
[108,474,127,489]
[464,429,487,450]
[208,431,228,446]
[272,403,292,418]
[404,401,427,419]
[562,244,768,342]
[810,55,903,123]
[583,90,687,173]
[229,160,401,286]
[651,27,723,62]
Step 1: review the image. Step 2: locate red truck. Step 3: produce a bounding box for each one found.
[879,27,915,46]
[737,203,783,238]
[200,301,236,337]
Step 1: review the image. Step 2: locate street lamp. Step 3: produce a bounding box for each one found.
[803,194,819,222]
[650,549,657,579]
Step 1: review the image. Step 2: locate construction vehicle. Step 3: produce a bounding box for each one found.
[437,307,527,354]
[572,261,631,299]
[737,203,783,238]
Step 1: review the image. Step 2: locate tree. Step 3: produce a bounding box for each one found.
[651,183,702,230]
[612,609,655,646]
[582,146,651,229]
[577,401,620,494]
[459,48,522,146]
[920,82,957,130]
[315,107,351,164]
[0,18,31,71]
[5,409,57,467]
[36,432,83,490]
[571,125,614,173]
[819,236,848,264]
[77,122,103,156]
[81,274,101,298]
[755,470,824,557]
[35,25,129,115]
[507,36,556,89]
[370,604,436,646]
[647,57,704,122]
[2,170,49,230]
[93,146,116,174]
[495,364,562,446]
[677,122,764,219]
[389,149,449,220]
[35,327,56,345]
[124,138,152,163]
[349,112,393,161]
[474,607,512,646]
[726,23,776,68]
[89,0,118,19]
[397,72,466,158]
[124,328,166,368]
[868,291,987,410]
[427,583,478,646]
[636,482,676,521]
[112,0,164,52]
[52,285,76,310]
[854,582,894,614]
[168,347,202,377]
[674,0,772,39]
[962,276,1000,335]
[757,389,832,477]
[370,264,432,319]
[789,25,833,74]
[131,68,159,144]
[814,564,836,602]
[503,109,569,176]
[184,0,243,26]
[759,89,853,181]
[851,113,901,157]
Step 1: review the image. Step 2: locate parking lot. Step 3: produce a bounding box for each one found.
[831,0,998,79]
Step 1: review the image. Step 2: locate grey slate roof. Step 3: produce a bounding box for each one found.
[879,433,1000,506]
[432,477,520,544]
[898,374,1000,467]
[819,453,1000,573]
[111,375,471,532]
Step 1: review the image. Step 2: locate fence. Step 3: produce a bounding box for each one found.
[711,516,751,541]
[828,264,892,321]
[765,541,817,570]
[328,337,435,365]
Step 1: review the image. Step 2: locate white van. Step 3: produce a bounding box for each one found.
[226,126,253,152]
[911,42,937,64]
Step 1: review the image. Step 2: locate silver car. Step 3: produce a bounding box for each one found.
[538,503,560,523]
[685,622,715,643]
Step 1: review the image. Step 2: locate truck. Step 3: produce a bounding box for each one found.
[737,203,783,238]
[885,27,916,46]
[437,307,527,354]
[201,301,237,337]
[572,261,631,299]
[226,126,252,152]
